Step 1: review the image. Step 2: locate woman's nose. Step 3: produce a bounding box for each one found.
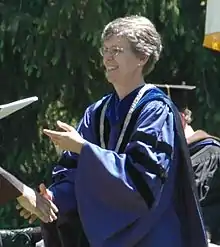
[103,53,114,63]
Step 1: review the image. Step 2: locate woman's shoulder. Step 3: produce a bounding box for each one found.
[84,93,113,117]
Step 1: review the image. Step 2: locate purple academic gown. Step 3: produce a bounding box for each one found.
[49,86,207,247]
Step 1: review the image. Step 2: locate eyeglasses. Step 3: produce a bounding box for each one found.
[99,46,125,57]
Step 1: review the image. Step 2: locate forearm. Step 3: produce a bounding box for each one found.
[0,166,24,204]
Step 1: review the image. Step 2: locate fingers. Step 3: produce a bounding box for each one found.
[43,129,63,138]
[57,120,74,132]
[16,189,58,224]
[39,196,58,221]
[46,203,58,222]
[35,206,57,223]
[42,130,61,147]
[16,204,38,223]
[39,183,46,195]
[39,183,51,200]
[39,183,47,195]
[43,121,74,138]
[34,190,58,223]
[38,214,51,223]
[39,184,58,216]
[49,200,58,213]
[33,205,53,223]
[16,204,22,211]
[29,214,38,224]
[39,183,54,201]
[19,208,32,219]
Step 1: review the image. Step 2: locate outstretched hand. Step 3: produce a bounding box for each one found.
[43,121,85,154]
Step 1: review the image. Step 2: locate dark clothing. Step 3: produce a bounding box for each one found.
[188,130,220,244]
[41,211,89,247]
[0,167,22,205]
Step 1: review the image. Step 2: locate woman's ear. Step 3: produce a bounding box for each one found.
[138,55,149,67]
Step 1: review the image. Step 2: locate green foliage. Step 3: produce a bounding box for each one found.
[0,0,219,228]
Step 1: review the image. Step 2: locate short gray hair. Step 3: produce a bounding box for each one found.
[101,15,162,75]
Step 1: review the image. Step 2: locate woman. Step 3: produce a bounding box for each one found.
[22,15,207,247]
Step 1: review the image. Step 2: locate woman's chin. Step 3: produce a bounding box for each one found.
[105,74,118,85]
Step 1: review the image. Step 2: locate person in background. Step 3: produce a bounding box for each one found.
[157,83,220,246]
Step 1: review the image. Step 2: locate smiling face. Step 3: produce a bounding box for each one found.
[101,35,145,87]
